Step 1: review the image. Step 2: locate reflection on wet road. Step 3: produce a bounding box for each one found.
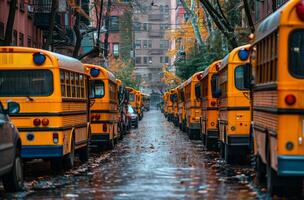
[1,110,266,199]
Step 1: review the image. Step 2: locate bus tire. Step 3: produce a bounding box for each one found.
[79,145,89,163]
[224,144,233,164]
[108,139,115,150]
[50,158,64,172]
[64,138,75,170]
[256,155,266,184]
[2,148,23,192]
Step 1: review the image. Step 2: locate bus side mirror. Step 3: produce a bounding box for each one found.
[6,101,20,114]
[211,75,221,98]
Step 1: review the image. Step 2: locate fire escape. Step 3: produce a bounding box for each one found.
[31,0,90,50]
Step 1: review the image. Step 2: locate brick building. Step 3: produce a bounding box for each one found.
[0,0,43,47]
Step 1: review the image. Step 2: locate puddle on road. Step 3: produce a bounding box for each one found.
[0,111,273,199]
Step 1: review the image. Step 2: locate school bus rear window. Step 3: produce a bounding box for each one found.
[289,29,304,78]
[0,70,53,96]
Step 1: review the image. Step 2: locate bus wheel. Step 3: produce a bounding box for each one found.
[79,145,89,163]
[3,148,24,192]
[256,155,266,184]
[224,144,233,164]
[50,158,64,172]
[64,138,75,170]
[108,139,115,150]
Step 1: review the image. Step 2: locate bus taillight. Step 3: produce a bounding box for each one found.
[33,118,41,126]
[53,133,59,144]
[285,94,296,105]
[91,114,96,121]
[102,124,107,132]
[95,114,101,120]
[42,118,49,126]
[296,1,304,21]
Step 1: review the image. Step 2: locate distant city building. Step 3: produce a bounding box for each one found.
[133,0,173,94]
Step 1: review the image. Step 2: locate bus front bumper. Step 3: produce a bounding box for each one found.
[278,156,304,176]
[21,145,63,158]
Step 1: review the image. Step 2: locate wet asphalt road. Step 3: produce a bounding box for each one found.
[1,110,268,199]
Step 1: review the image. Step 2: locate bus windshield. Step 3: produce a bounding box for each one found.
[129,93,135,102]
[90,80,105,98]
[0,70,53,96]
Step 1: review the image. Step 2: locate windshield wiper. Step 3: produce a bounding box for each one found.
[26,96,34,102]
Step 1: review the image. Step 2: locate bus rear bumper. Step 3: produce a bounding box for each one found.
[91,134,110,143]
[21,145,63,158]
[228,135,249,146]
[207,129,218,139]
[278,156,304,176]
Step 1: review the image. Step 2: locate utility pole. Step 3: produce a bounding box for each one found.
[3,0,17,45]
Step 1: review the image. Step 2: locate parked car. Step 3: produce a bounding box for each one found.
[0,101,23,192]
[127,105,138,129]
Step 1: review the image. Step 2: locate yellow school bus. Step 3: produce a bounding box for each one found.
[84,64,118,150]
[137,91,144,120]
[199,60,221,150]
[184,71,203,140]
[0,47,90,170]
[163,92,169,118]
[126,87,140,118]
[170,88,179,127]
[126,87,137,109]
[166,89,175,122]
[177,82,186,131]
[116,79,130,137]
[248,0,304,194]
[212,44,251,164]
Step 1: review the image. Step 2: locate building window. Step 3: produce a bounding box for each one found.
[19,0,25,12]
[113,43,119,56]
[148,24,152,31]
[19,33,24,46]
[27,37,32,47]
[143,40,148,48]
[148,40,152,48]
[109,16,119,31]
[160,5,164,13]
[134,22,141,31]
[143,57,148,64]
[0,22,4,40]
[12,30,17,46]
[165,5,169,13]
[135,40,141,49]
[135,57,141,64]
[148,57,152,64]
[160,57,163,63]
[160,40,169,49]
[165,56,169,63]
[143,23,148,31]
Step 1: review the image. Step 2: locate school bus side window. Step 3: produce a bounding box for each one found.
[289,29,304,78]
[60,71,66,96]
